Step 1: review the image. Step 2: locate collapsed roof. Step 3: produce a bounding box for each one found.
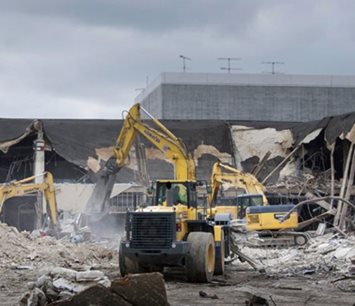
[0,118,234,182]
[0,111,354,183]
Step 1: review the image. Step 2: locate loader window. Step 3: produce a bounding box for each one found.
[188,183,197,208]
[155,182,188,206]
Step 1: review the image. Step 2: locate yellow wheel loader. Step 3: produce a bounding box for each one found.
[86,103,228,282]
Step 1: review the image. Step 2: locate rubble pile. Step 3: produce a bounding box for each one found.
[20,267,111,305]
[239,233,355,278]
[20,271,168,306]
[0,223,117,269]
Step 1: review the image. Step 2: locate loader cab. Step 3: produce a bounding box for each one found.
[154,180,197,208]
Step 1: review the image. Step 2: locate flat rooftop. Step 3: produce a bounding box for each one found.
[136,72,355,102]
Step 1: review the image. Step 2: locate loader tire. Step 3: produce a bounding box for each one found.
[119,245,140,276]
[186,232,215,283]
[214,231,225,275]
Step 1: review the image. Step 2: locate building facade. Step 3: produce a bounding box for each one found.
[136,72,355,121]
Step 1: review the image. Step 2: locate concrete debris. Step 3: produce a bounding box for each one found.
[46,273,168,306]
[237,233,355,279]
[193,144,233,166]
[69,226,92,244]
[198,290,219,299]
[75,270,104,282]
[21,266,111,305]
[315,222,327,236]
[22,287,47,306]
[50,267,77,280]
[0,223,117,269]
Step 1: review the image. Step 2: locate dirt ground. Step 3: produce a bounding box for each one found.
[0,223,353,306]
[165,264,355,306]
[1,261,354,306]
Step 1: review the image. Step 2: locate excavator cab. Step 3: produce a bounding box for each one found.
[236,194,264,219]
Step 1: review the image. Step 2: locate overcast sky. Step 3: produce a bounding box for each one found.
[0,0,354,118]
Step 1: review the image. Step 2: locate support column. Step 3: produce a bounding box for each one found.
[33,121,45,227]
[34,129,45,183]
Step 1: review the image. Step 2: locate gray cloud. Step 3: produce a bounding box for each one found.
[0,1,265,33]
[0,1,354,118]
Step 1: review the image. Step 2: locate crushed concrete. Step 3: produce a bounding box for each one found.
[237,232,355,278]
[20,266,111,305]
[0,223,117,269]
[21,271,168,306]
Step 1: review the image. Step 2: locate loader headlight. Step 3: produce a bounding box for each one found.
[171,243,176,248]
[125,242,130,248]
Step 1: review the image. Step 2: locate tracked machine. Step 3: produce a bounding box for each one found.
[208,162,309,247]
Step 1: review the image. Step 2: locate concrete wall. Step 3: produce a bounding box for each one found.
[160,84,355,121]
[137,72,355,122]
[54,183,143,212]
[137,84,163,118]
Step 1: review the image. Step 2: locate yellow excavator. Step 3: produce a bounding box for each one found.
[208,162,308,247]
[207,161,268,223]
[0,172,60,234]
[86,103,228,282]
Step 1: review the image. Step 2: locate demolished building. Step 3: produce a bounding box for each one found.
[0,111,354,232]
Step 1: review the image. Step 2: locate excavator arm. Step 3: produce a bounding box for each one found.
[0,172,59,227]
[113,103,195,180]
[85,103,195,216]
[208,162,267,207]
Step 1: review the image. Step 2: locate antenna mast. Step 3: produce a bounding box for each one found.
[262,61,285,74]
[179,54,191,72]
[217,57,241,73]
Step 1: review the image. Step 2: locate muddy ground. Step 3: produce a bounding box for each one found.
[1,261,354,306]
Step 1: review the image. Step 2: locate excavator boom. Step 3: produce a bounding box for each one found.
[114,104,195,180]
[85,103,195,216]
[0,172,59,228]
[208,162,267,207]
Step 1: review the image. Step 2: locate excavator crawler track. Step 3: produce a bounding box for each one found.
[246,231,310,248]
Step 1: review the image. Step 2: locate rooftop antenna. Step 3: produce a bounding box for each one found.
[217,57,241,73]
[262,61,285,74]
[179,54,191,72]
[135,76,150,93]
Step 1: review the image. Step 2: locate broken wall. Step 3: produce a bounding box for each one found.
[54,183,143,213]
[230,124,295,183]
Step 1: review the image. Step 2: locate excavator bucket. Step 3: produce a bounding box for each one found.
[84,158,120,221]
